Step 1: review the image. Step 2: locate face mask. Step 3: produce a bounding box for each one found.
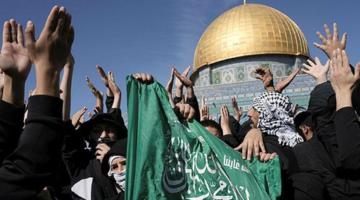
[113,170,126,190]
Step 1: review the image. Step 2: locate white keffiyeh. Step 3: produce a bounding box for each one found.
[252,92,303,147]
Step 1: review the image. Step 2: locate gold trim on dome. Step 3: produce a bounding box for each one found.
[193,4,309,70]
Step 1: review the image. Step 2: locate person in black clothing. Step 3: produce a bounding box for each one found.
[63,68,128,200]
[293,110,314,141]
[0,6,74,199]
[291,23,360,199]
[290,80,360,199]
[65,71,199,200]
[291,109,330,199]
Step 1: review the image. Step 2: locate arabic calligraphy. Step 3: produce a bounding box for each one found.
[162,136,254,199]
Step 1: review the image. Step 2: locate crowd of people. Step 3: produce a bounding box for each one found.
[0,5,359,200]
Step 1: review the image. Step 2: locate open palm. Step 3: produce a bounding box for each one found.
[302,57,329,84]
[314,23,347,59]
[0,20,31,80]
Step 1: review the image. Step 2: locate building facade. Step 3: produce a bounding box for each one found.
[191,3,315,120]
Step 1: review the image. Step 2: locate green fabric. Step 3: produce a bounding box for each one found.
[126,76,282,200]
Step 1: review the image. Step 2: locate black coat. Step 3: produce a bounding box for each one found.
[292,135,360,199]
[334,107,360,172]
[0,96,64,199]
[63,108,127,200]
[63,122,117,200]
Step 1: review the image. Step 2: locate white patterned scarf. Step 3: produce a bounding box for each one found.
[252,92,303,147]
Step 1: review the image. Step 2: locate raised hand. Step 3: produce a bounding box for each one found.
[220,106,231,135]
[175,102,195,121]
[173,67,195,100]
[96,64,114,97]
[174,66,191,88]
[234,128,266,160]
[107,72,120,96]
[231,96,242,122]
[86,76,103,98]
[173,68,192,87]
[96,65,108,87]
[200,96,209,121]
[330,49,358,91]
[86,76,103,113]
[330,49,360,110]
[314,23,347,59]
[0,19,31,81]
[26,6,74,97]
[107,71,121,109]
[71,107,87,128]
[132,73,153,84]
[0,19,32,106]
[302,57,330,85]
[27,6,74,71]
[174,66,191,100]
[254,67,274,91]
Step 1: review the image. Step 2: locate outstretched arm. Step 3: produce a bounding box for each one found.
[96,65,116,112]
[254,67,275,92]
[275,67,300,93]
[330,49,357,111]
[60,54,74,121]
[330,49,360,170]
[173,68,200,121]
[0,6,74,198]
[0,19,30,162]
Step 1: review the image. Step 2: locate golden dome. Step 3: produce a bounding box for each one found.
[194,3,309,70]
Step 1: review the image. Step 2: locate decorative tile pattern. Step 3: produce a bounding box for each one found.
[193,55,314,120]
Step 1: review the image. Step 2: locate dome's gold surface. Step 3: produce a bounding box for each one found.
[194,4,309,70]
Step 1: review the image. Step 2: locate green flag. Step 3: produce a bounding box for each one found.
[126,76,282,200]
